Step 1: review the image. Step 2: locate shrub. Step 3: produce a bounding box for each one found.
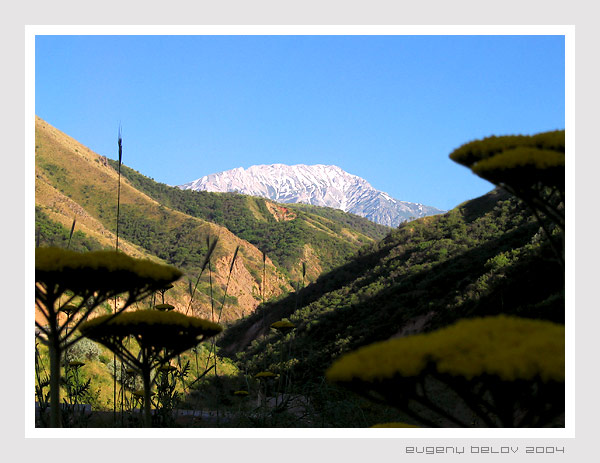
[64,338,101,364]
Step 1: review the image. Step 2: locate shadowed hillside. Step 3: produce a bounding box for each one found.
[220,188,564,384]
[35,116,390,320]
[34,124,565,428]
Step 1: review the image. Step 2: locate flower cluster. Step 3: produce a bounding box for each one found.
[449,130,565,214]
[449,130,565,269]
[154,303,175,311]
[449,130,565,169]
[371,422,419,428]
[471,147,564,190]
[270,320,296,334]
[79,310,222,353]
[326,315,564,385]
[472,147,564,172]
[36,247,182,295]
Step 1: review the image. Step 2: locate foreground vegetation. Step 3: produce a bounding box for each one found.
[35,114,394,319]
[34,127,565,428]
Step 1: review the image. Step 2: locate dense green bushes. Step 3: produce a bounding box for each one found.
[222,189,563,389]
[108,159,389,277]
[117,205,211,272]
[35,207,102,252]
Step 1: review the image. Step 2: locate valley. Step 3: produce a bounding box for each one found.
[34,119,565,428]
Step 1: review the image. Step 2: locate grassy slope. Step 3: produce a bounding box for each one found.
[34,116,289,321]
[220,188,564,383]
[105,159,390,282]
[35,337,239,414]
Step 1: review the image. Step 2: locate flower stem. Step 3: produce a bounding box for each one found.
[142,361,152,428]
[48,337,61,427]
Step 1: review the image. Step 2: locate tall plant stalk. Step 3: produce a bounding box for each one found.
[217,245,239,326]
[262,251,266,329]
[116,125,122,251]
[185,238,220,390]
[203,246,240,374]
[208,238,215,323]
[113,125,123,424]
[66,216,76,250]
[198,244,240,422]
[62,216,77,406]
[185,237,218,315]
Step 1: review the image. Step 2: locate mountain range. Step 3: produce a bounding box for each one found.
[178,164,444,227]
[34,116,390,321]
[34,117,565,426]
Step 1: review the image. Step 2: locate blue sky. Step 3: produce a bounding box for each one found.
[35,34,565,211]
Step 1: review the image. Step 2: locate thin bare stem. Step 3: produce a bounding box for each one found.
[67,216,76,250]
[185,237,218,315]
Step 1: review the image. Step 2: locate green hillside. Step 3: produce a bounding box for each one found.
[34,124,565,428]
[106,159,390,280]
[35,206,103,252]
[220,188,564,383]
[35,115,389,320]
[35,116,289,321]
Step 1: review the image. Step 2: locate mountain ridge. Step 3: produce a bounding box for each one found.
[219,188,564,384]
[34,116,290,320]
[35,116,390,320]
[105,158,390,281]
[178,163,444,227]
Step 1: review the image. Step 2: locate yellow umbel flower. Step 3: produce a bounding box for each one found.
[472,148,564,172]
[154,303,175,311]
[326,315,564,384]
[449,130,565,269]
[271,320,296,333]
[35,248,183,428]
[234,390,249,396]
[80,310,222,429]
[449,130,564,168]
[471,147,564,189]
[79,310,222,352]
[371,422,419,428]
[255,371,277,379]
[36,247,182,293]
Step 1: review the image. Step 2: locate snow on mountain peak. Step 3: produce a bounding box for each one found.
[178,164,443,227]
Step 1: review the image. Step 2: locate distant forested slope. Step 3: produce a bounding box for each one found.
[219,188,564,383]
[108,159,390,279]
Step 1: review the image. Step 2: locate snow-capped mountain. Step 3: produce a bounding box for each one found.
[178,164,444,227]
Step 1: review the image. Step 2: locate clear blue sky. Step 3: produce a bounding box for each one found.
[35,34,565,211]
